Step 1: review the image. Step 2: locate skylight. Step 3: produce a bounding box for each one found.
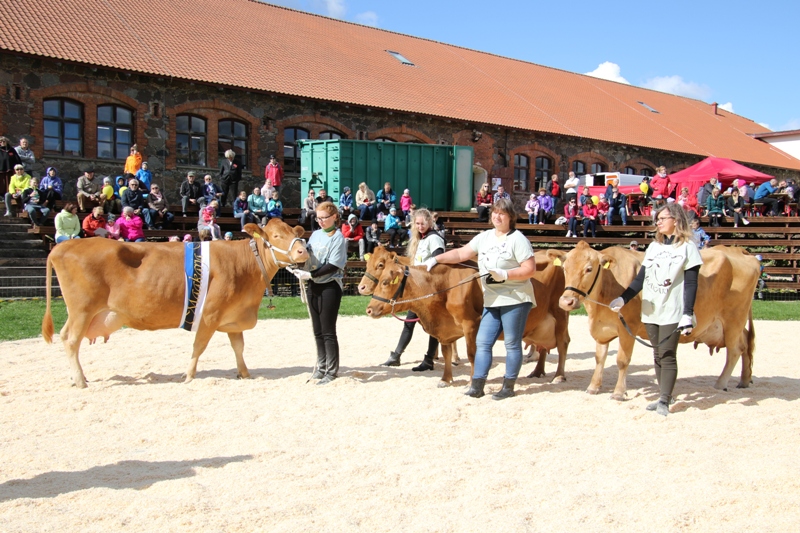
[638,101,659,113]
[386,50,415,66]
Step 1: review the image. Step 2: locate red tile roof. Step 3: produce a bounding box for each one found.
[2,0,798,170]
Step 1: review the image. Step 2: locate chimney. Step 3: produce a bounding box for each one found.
[711,102,718,115]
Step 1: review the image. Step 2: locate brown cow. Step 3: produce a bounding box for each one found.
[42,220,307,388]
[555,241,758,399]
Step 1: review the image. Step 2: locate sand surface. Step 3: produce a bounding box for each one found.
[1,316,799,532]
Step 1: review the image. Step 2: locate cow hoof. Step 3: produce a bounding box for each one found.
[437,381,451,388]
[550,375,566,384]
[586,387,600,395]
[609,393,626,401]
[236,372,251,380]
[736,382,749,389]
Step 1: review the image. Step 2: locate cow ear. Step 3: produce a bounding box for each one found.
[546,249,566,267]
[598,253,615,270]
[243,223,264,239]
[293,225,306,238]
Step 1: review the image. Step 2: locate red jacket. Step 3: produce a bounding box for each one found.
[582,204,598,219]
[82,213,107,237]
[650,174,671,198]
[264,162,284,188]
[342,223,364,241]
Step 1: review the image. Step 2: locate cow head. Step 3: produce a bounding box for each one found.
[244,220,308,265]
[358,246,402,295]
[557,241,614,311]
[365,262,406,318]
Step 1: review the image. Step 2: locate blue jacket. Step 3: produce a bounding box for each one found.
[135,169,152,190]
[339,192,353,209]
[755,181,775,200]
[267,199,283,218]
[384,213,401,230]
[376,189,396,206]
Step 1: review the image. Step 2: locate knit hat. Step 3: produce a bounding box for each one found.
[389,207,396,213]
[183,234,192,242]
[224,232,233,239]
[403,189,410,194]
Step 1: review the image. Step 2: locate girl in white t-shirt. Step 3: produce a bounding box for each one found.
[610,204,702,416]
[425,198,536,400]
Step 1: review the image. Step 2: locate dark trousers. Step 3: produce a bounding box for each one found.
[365,240,379,254]
[393,311,440,357]
[309,281,342,378]
[476,205,490,222]
[41,189,62,210]
[644,323,681,403]
[386,228,401,246]
[758,197,779,216]
[221,180,239,207]
[582,218,596,237]
[567,216,578,235]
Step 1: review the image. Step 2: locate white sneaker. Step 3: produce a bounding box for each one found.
[3,211,10,217]
[565,231,571,237]
[743,219,750,225]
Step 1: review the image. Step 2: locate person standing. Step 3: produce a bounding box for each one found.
[289,201,347,385]
[425,197,536,400]
[381,208,446,370]
[124,144,142,176]
[264,154,283,192]
[135,161,152,195]
[0,136,22,195]
[650,166,671,199]
[15,137,35,173]
[610,203,702,416]
[219,149,241,206]
[545,173,563,212]
[564,171,580,205]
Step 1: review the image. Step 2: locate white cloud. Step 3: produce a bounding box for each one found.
[584,62,629,85]
[758,122,771,130]
[779,118,800,131]
[355,10,379,26]
[312,0,346,18]
[718,102,734,113]
[642,75,712,100]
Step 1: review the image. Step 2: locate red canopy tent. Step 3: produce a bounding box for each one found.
[668,157,773,199]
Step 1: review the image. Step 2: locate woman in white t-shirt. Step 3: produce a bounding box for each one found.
[564,171,580,204]
[381,208,446,371]
[425,198,536,400]
[610,203,702,416]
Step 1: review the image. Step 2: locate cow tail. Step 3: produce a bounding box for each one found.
[42,255,54,344]
[746,306,755,376]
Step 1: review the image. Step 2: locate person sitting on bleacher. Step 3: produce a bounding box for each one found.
[705,188,725,227]
[754,179,780,216]
[54,203,81,243]
[475,182,493,222]
[247,186,267,225]
[147,184,173,229]
[537,188,553,224]
[525,192,539,224]
[118,206,145,242]
[179,171,204,217]
[432,212,446,239]
[198,202,222,240]
[493,185,510,203]
[39,167,63,210]
[300,188,317,230]
[76,167,103,213]
[315,188,333,208]
[365,221,382,255]
[267,190,283,220]
[4,164,30,217]
[22,177,50,228]
[564,197,580,238]
[578,186,592,208]
[690,218,710,249]
[606,186,628,226]
[677,186,700,220]
[82,206,108,237]
[339,186,354,220]
[260,178,275,200]
[202,174,223,207]
[376,182,397,215]
[384,206,402,248]
[121,178,147,226]
[100,177,118,215]
[234,190,255,230]
[356,182,376,221]
[726,187,749,228]
[342,213,365,260]
[582,196,598,237]
[596,194,609,224]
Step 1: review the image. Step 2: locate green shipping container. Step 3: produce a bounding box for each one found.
[298,140,474,211]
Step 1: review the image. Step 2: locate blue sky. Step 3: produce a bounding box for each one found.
[266,0,799,132]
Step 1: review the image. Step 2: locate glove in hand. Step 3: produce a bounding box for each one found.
[488,269,508,282]
[609,297,625,313]
[424,257,438,272]
[293,269,312,281]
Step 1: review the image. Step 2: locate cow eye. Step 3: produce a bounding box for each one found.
[586,266,593,273]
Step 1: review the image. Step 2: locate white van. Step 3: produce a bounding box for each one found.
[584,172,648,188]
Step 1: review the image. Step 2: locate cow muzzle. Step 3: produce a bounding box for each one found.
[559,295,580,311]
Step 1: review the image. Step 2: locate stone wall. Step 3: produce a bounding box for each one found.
[1,53,797,210]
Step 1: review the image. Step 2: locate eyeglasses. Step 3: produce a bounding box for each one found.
[317,213,334,221]
[151,187,159,190]
[656,216,674,223]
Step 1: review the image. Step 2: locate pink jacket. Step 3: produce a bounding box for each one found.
[264,162,284,188]
[118,215,144,241]
[400,194,413,211]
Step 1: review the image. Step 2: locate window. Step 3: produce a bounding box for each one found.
[623,166,637,175]
[640,167,654,177]
[318,131,344,140]
[43,99,82,156]
[373,137,395,142]
[572,160,586,175]
[535,156,552,191]
[514,154,530,191]
[176,114,207,166]
[218,119,248,168]
[97,105,133,159]
[283,127,309,173]
[386,50,415,66]
[638,101,659,113]
[591,163,606,174]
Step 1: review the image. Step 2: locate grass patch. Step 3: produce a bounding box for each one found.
[0,296,796,343]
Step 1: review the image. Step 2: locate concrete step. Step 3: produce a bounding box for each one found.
[0,248,48,258]
[0,239,44,249]
[0,257,48,267]
[0,231,37,240]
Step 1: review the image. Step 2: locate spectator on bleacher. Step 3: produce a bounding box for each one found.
[745,182,757,205]
[578,186,592,207]
[546,174,563,210]
[260,178,275,200]
[118,206,145,242]
[218,149,241,206]
[376,182,397,215]
[564,197,580,238]
[300,188,317,230]
[564,172,580,204]
[650,166,671,199]
[400,188,413,219]
[690,218,710,249]
[606,186,628,226]
[537,188,554,223]
[339,186,354,219]
[264,154,284,192]
[22,177,49,228]
[475,182,493,222]
[168,235,180,242]
[382,207,446,370]
[202,174,223,207]
[525,192,540,224]
[123,144,142,176]
[135,162,152,197]
[233,190,255,230]
[705,188,725,227]
[384,206,402,248]
[493,185,510,203]
[636,176,652,214]
[267,190,283,220]
[697,177,717,208]
[582,196,598,237]
[82,205,108,237]
[180,170,206,216]
[4,164,30,217]
[147,184,173,229]
[113,175,126,196]
[316,188,333,208]
[198,202,222,240]
[54,203,81,243]
[121,178,147,226]
[726,187,749,228]
[432,211,446,239]
[365,221,382,255]
[224,232,233,241]
[76,167,103,213]
[677,186,700,220]
[629,240,639,252]
[183,234,193,243]
[597,194,609,223]
[15,137,34,173]
[356,182,376,221]
[342,213,365,260]
[247,186,267,225]
[0,136,21,195]
[99,177,120,215]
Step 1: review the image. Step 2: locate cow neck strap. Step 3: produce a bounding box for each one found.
[249,239,274,297]
[261,235,305,268]
[564,263,602,299]
[370,266,411,306]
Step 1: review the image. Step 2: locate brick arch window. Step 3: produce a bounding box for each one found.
[97,104,133,160]
[43,98,83,157]
[218,119,248,168]
[535,156,553,191]
[591,162,606,174]
[319,130,345,140]
[176,114,207,167]
[514,154,530,191]
[640,167,654,177]
[572,160,586,176]
[284,127,309,173]
[623,166,637,175]
[373,137,395,142]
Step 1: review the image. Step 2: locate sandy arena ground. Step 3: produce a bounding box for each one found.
[1,315,799,532]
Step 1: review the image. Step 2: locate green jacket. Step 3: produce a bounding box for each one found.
[55,211,80,240]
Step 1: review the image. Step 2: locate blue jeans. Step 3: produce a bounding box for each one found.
[359,203,376,221]
[568,216,578,235]
[473,302,533,380]
[55,235,81,243]
[607,207,627,225]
